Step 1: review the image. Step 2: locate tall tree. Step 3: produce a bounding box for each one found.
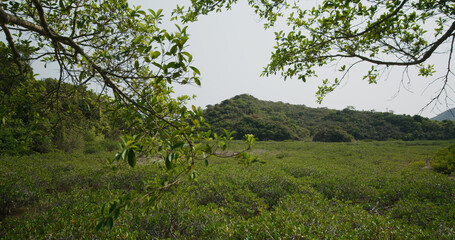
[0,0,255,228]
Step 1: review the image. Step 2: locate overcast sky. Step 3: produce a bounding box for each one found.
[36,0,454,118]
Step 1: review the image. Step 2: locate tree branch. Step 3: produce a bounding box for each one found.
[351,21,455,66]
[0,22,23,74]
[335,0,410,40]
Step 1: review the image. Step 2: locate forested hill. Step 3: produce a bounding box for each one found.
[203,94,455,141]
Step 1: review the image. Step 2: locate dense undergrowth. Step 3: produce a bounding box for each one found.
[1,140,455,239]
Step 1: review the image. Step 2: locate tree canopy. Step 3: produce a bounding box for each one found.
[0,0,256,229]
[183,0,455,107]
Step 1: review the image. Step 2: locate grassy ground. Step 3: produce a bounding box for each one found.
[1,140,455,239]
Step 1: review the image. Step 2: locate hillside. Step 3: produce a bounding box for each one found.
[204,94,455,141]
[432,108,455,121]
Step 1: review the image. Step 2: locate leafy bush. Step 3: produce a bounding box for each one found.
[431,143,455,174]
[100,139,120,152]
[83,126,98,142]
[55,129,85,153]
[408,160,426,169]
[312,127,354,142]
[0,124,31,155]
[275,152,289,159]
[83,143,101,154]
[0,74,119,155]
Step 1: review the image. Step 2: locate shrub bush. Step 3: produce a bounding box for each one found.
[408,160,426,169]
[431,144,455,174]
[312,127,354,142]
[100,139,119,152]
[0,125,31,155]
[56,129,85,153]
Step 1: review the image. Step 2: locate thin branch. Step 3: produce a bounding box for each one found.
[334,0,409,41]
[0,22,23,74]
[352,21,455,66]
[422,35,455,112]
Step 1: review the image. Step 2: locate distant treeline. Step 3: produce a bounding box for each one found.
[204,94,455,142]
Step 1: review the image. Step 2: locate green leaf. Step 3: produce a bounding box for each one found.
[170,45,178,55]
[59,0,64,9]
[194,78,201,86]
[204,158,209,166]
[122,149,128,161]
[106,217,113,229]
[150,51,161,59]
[152,62,163,69]
[109,201,117,213]
[182,52,193,62]
[190,66,200,75]
[127,149,136,167]
[113,207,121,219]
[95,221,104,231]
[204,143,212,153]
[164,155,172,170]
[115,151,122,161]
[171,142,185,150]
[134,61,139,70]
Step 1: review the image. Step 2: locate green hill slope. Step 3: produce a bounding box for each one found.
[204,94,455,141]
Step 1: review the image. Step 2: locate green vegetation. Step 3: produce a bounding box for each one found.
[2,140,455,239]
[431,143,455,174]
[2,1,455,236]
[204,94,455,141]
[0,68,119,155]
[0,3,256,228]
[312,126,354,142]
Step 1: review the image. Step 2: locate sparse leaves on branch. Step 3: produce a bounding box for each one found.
[261,0,455,106]
[183,0,455,108]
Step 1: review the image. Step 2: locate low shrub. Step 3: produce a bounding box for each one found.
[83,142,101,154]
[275,152,289,159]
[431,143,455,174]
[100,139,119,152]
[408,160,426,169]
[312,127,354,142]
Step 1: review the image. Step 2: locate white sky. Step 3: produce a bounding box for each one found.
[35,0,454,118]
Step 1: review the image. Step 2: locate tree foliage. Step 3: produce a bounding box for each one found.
[0,0,255,229]
[183,0,455,107]
[0,76,116,154]
[0,44,117,154]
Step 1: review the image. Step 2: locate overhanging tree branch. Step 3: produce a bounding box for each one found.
[0,22,23,74]
[350,21,455,66]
